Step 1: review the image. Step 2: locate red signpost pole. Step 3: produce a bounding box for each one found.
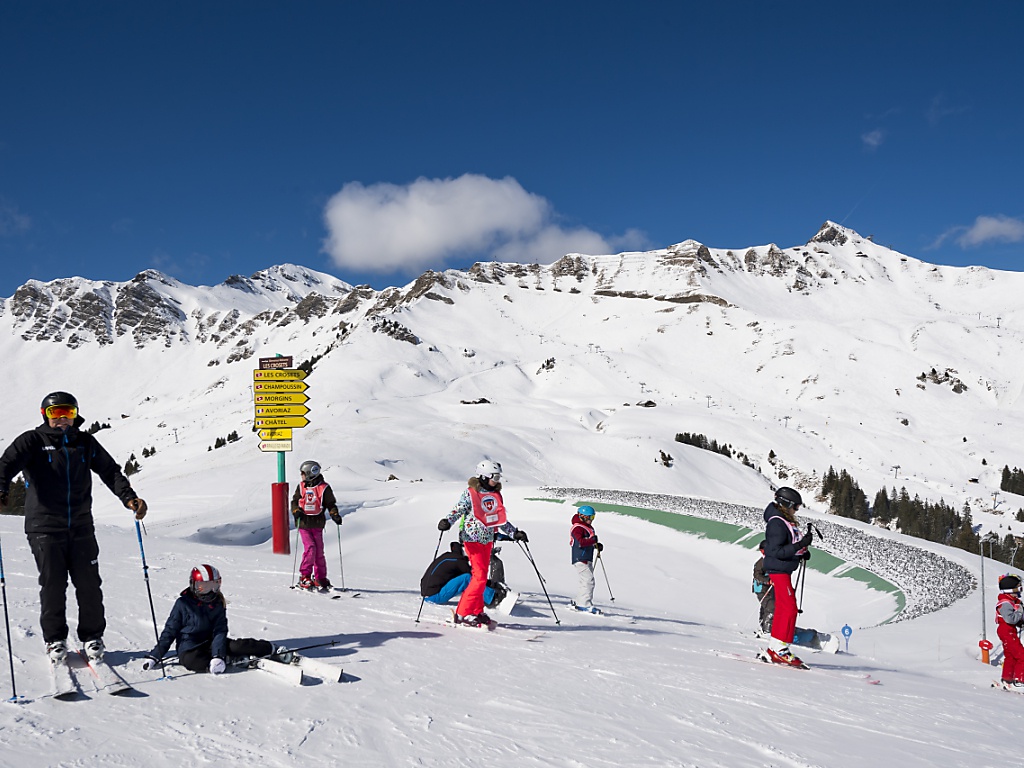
[272,481,290,555]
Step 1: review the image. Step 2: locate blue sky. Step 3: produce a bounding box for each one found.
[1,2,1022,295]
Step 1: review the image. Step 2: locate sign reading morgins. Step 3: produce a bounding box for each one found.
[253,362,310,452]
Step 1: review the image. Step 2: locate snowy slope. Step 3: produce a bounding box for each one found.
[0,479,1014,768]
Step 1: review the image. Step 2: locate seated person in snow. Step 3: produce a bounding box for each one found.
[146,564,278,674]
[420,542,499,606]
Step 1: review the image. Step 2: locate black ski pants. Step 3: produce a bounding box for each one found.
[179,638,275,672]
[27,527,105,644]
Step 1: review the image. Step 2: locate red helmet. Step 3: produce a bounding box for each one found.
[190,564,222,596]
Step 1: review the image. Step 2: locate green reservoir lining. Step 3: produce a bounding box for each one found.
[532,497,906,621]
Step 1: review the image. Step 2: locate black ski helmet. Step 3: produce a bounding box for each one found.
[999,573,1022,592]
[774,487,803,509]
[299,460,321,481]
[40,391,78,417]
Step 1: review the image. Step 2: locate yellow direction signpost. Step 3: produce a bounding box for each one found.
[255,358,310,556]
[253,368,308,381]
[258,428,293,441]
[254,404,310,418]
[254,416,310,429]
[254,393,309,405]
[254,380,309,393]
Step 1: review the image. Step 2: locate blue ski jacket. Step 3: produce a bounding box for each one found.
[150,589,229,661]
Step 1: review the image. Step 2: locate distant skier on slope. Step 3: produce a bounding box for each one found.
[436,460,527,629]
[145,564,280,674]
[569,505,604,614]
[761,487,814,667]
[291,460,342,591]
[995,573,1024,689]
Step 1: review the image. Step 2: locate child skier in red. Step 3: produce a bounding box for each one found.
[291,460,342,591]
[996,573,1024,689]
[761,487,813,667]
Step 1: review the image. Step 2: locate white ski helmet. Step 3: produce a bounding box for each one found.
[190,564,222,596]
[476,460,502,481]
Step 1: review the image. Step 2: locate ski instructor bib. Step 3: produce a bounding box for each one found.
[468,487,507,528]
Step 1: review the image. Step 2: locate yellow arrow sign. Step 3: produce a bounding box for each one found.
[259,440,293,452]
[254,380,309,393]
[254,393,309,405]
[255,416,310,429]
[253,368,307,381]
[255,404,310,417]
[258,428,293,440]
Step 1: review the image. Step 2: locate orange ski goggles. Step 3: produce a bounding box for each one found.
[43,405,78,420]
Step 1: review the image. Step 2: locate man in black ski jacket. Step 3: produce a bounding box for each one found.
[0,392,148,662]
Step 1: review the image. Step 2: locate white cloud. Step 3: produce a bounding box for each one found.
[861,130,885,150]
[927,94,969,127]
[956,215,1024,248]
[0,200,31,236]
[321,174,645,274]
[929,215,1024,250]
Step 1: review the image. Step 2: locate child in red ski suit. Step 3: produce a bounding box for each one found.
[761,487,813,666]
[996,573,1024,687]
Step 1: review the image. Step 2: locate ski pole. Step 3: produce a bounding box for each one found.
[135,520,166,675]
[596,550,615,602]
[796,558,807,614]
[0,535,19,702]
[290,521,300,587]
[336,523,346,591]
[415,530,445,623]
[518,540,560,624]
[237,637,341,665]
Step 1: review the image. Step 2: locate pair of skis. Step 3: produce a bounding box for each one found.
[51,650,132,699]
[233,652,344,685]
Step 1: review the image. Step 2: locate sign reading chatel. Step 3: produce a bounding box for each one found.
[253,357,311,452]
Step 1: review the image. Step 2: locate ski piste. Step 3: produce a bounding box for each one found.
[714,650,882,685]
[77,650,133,695]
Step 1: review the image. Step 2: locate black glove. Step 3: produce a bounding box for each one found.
[292,510,301,523]
[797,531,813,549]
[513,529,528,542]
[802,551,811,561]
[595,541,604,552]
[438,518,451,531]
[330,511,342,525]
